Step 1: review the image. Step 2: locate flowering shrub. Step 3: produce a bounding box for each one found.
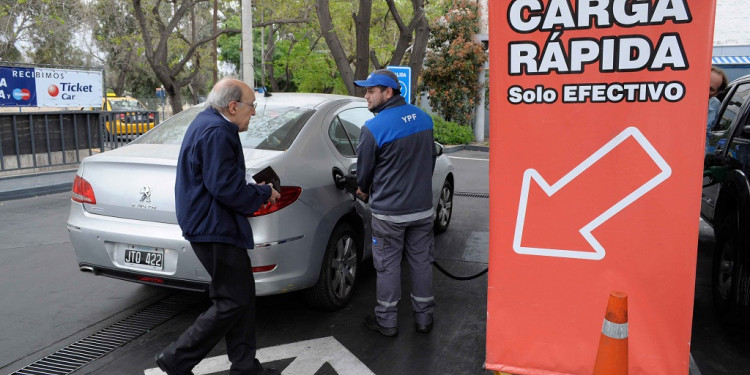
[421,0,487,127]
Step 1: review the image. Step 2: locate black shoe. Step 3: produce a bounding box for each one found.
[257,367,281,375]
[415,321,433,334]
[364,315,398,337]
[155,353,193,375]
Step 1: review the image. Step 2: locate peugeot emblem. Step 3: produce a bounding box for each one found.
[139,186,151,203]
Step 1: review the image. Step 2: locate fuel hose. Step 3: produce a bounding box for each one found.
[431,260,488,281]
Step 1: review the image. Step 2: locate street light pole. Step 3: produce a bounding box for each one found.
[212,0,218,86]
[241,0,254,88]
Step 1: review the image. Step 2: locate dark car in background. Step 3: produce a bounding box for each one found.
[702,73,750,322]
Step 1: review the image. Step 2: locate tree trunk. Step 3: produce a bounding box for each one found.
[166,82,183,114]
[352,0,372,97]
[132,0,238,114]
[408,0,429,104]
[112,49,135,96]
[265,25,279,92]
[316,0,357,96]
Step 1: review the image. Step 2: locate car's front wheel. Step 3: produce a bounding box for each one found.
[712,210,749,321]
[304,223,360,310]
[434,179,453,234]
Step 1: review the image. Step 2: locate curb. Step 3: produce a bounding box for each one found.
[444,144,489,153]
[0,182,72,201]
[0,168,77,181]
[0,169,76,202]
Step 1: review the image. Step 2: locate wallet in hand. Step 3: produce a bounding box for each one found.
[252,166,281,193]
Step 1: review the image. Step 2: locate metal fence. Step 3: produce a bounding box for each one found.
[0,110,160,174]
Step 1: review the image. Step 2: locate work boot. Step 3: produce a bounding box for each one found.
[364,315,398,337]
[415,321,433,334]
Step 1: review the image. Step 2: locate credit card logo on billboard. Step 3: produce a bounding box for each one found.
[12,88,30,101]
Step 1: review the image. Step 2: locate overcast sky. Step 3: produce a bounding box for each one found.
[714,0,750,45]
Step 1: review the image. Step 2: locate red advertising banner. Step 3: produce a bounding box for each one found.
[486,1,716,374]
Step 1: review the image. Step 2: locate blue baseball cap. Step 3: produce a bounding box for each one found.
[354,69,400,89]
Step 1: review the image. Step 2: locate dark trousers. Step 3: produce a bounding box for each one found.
[162,242,261,375]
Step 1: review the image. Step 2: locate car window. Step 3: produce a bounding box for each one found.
[714,83,750,132]
[132,104,315,151]
[329,117,356,156]
[328,107,373,157]
[727,121,750,177]
[109,99,147,111]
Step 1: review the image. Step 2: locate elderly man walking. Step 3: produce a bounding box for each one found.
[156,78,281,375]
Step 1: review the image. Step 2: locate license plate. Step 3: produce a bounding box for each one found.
[124,246,164,270]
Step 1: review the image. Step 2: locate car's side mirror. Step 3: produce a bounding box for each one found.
[742,125,750,138]
[434,142,444,157]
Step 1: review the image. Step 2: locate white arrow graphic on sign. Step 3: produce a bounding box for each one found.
[144,336,375,375]
[513,126,671,260]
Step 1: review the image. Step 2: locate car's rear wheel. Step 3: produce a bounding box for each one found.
[712,210,748,321]
[434,179,453,234]
[304,223,360,310]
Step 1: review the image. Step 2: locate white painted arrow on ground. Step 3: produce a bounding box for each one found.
[144,336,375,375]
[513,126,671,260]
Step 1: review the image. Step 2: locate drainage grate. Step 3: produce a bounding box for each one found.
[455,191,489,199]
[12,293,201,375]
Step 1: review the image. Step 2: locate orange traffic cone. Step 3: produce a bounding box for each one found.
[593,291,628,375]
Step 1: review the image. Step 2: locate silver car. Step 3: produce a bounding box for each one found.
[67,93,454,310]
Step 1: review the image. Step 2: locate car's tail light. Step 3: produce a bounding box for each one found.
[249,186,301,217]
[72,175,96,204]
[252,265,277,273]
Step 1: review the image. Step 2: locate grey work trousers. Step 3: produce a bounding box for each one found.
[371,215,435,328]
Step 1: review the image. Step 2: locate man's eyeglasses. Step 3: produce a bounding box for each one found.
[235,101,257,109]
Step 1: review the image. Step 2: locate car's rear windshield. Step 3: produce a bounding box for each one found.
[132,104,315,151]
[109,99,147,111]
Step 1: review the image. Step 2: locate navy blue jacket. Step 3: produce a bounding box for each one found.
[175,107,271,249]
[356,97,436,215]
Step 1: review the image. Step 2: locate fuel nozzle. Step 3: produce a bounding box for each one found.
[333,168,367,202]
[704,165,728,182]
[702,154,740,187]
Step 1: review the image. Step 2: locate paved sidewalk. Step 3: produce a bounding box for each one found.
[0,169,77,201]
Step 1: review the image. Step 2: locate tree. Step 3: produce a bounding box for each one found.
[218,1,316,92]
[89,0,157,97]
[315,0,429,101]
[421,0,487,126]
[0,0,85,64]
[132,0,240,113]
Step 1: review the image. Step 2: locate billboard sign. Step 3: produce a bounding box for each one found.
[0,66,103,107]
[486,0,716,374]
